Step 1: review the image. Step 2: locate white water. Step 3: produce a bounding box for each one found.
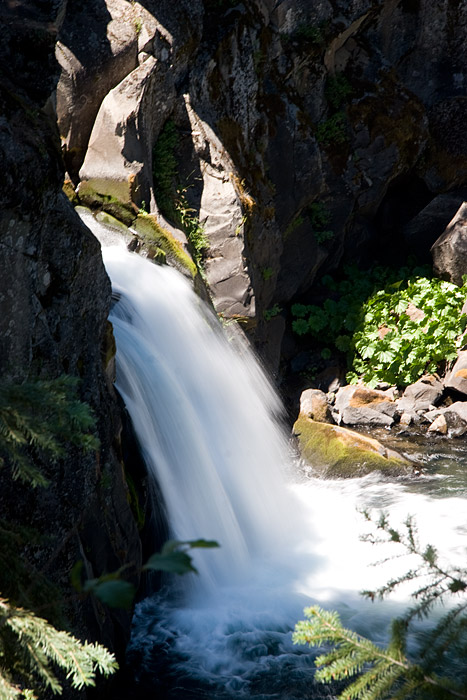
[102,245,467,698]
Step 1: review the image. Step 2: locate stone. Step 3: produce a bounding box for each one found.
[427,414,448,435]
[293,415,412,479]
[299,389,333,423]
[79,57,159,210]
[334,384,397,426]
[403,191,467,252]
[445,352,467,396]
[431,203,467,285]
[397,375,444,414]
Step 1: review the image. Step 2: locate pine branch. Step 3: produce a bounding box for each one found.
[293,606,467,700]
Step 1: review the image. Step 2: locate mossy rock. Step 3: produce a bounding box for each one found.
[293,415,412,478]
[77,180,137,226]
[133,214,197,278]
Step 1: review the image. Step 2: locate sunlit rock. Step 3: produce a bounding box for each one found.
[293,415,412,478]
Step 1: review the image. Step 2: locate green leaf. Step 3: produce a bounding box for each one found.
[143,551,197,575]
[85,579,136,610]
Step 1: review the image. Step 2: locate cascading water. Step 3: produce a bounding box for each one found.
[100,242,467,699]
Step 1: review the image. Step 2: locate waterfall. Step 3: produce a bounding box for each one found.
[101,243,467,699]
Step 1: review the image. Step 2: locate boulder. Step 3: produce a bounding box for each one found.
[299,389,333,424]
[431,202,467,285]
[396,374,444,414]
[79,57,160,210]
[293,416,412,478]
[403,191,467,252]
[445,351,467,396]
[425,402,467,437]
[427,414,448,435]
[334,384,397,426]
[56,0,139,178]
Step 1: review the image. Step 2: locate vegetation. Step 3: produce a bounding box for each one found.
[293,511,467,699]
[0,375,98,488]
[152,120,209,269]
[325,73,353,110]
[291,265,467,387]
[316,112,348,146]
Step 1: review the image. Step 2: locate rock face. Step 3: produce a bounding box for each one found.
[53,0,467,373]
[0,0,141,667]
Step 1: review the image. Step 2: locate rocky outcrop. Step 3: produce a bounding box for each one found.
[0,0,141,670]
[432,203,467,285]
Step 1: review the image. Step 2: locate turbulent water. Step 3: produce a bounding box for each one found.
[102,244,467,699]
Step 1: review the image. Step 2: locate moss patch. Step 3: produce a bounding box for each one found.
[133,214,197,278]
[293,415,411,478]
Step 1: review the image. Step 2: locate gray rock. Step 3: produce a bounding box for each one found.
[432,203,467,285]
[397,375,444,414]
[445,352,467,396]
[404,191,467,251]
[299,388,333,423]
[335,385,397,426]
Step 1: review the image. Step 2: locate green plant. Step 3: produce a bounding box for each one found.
[261,267,275,281]
[152,119,178,217]
[350,276,467,387]
[263,304,282,321]
[0,375,98,488]
[76,539,219,611]
[293,511,467,699]
[316,112,348,146]
[174,186,209,267]
[325,73,353,109]
[290,265,463,388]
[152,121,209,269]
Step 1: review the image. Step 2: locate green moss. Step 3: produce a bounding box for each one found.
[133,214,197,278]
[293,415,411,478]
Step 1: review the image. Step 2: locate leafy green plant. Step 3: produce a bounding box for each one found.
[0,376,113,697]
[293,511,467,699]
[316,112,348,146]
[290,265,464,388]
[261,267,275,281]
[263,304,282,321]
[174,186,209,267]
[76,539,219,610]
[350,276,467,387]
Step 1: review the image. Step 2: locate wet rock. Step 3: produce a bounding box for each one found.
[293,416,412,479]
[334,385,397,427]
[299,389,333,424]
[445,351,467,396]
[431,203,467,285]
[396,375,444,414]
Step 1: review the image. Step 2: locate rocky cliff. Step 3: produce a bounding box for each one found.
[55,0,467,374]
[0,0,142,672]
